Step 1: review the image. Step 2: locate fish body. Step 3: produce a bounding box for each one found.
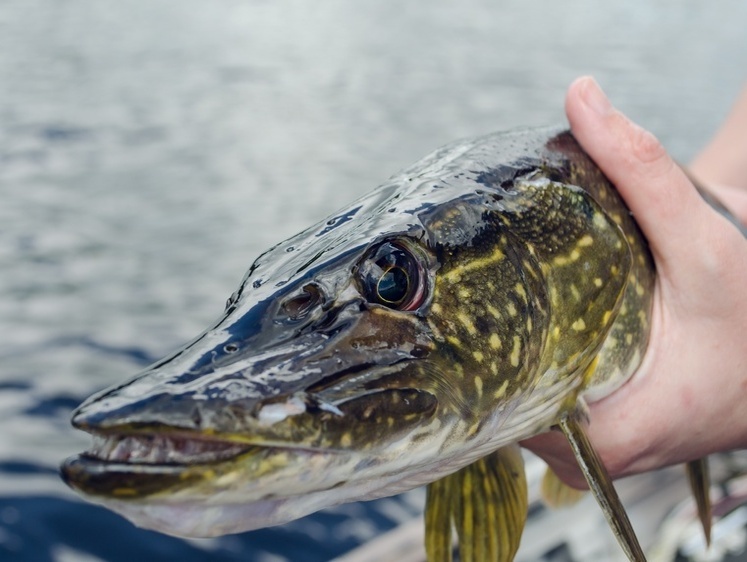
[62,127,659,559]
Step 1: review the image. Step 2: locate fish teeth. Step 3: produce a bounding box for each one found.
[86,434,249,464]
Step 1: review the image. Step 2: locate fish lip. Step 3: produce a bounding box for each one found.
[60,430,337,500]
[60,452,199,500]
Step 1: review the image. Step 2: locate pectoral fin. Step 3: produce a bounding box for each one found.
[686,457,712,545]
[558,408,646,562]
[424,444,528,562]
[540,466,587,509]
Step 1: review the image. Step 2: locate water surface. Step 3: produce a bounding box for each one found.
[2,2,747,560]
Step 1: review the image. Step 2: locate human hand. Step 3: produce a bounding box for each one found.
[522,77,747,489]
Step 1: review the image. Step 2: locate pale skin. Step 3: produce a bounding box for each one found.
[522,76,747,489]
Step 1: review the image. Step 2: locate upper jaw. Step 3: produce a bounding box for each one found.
[61,359,440,503]
[69,298,438,432]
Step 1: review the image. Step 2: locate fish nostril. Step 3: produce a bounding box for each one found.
[282,284,321,320]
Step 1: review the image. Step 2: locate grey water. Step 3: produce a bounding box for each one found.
[2,1,747,561]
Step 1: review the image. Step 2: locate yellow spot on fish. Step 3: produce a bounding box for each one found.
[552,326,561,339]
[570,248,581,262]
[515,283,527,301]
[473,351,484,363]
[432,303,443,314]
[523,260,539,280]
[510,336,521,367]
[428,321,443,340]
[474,376,483,397]
[578,235,594,247]
[594,278,603,288]
[636,283,644,296]
[570,284,580,300]
[493,380,508,399]
[459,288,471,299]
[527,316,533,333]
[593,211,608,228]
[572,318,586,331]
[447,335,462,347]
[487,304,501,319]
[489,333,502,350]
[602,310,612,325]
[340,433,352,447]
[625,333,633,345]
[550,285,559,303]
[506,302,517,317]
[457,312,477,336]
[490,362,498,375]
[443,247,505,283]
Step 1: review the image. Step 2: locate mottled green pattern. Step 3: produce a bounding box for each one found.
[62,128,659,556]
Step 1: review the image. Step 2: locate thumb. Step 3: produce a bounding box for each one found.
[564,77,712,269]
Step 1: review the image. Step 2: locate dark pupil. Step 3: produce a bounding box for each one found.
[377,267,409,304]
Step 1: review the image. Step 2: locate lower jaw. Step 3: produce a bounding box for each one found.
[59,442,330,500]
[60,454,360,538]
[59,446,380,536]
[60,454,203,499]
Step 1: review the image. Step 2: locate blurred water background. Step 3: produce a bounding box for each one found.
[2,1,747,561]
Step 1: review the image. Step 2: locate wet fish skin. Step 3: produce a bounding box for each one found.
[61,126,661,559]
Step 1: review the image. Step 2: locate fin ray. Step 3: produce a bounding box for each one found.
[425,476,453,562]
[540,465,587,508]
[558,409,646,562]
[686,457,712,545]
[424,444,528,562]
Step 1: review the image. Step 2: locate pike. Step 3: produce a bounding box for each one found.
[61,127,715,562]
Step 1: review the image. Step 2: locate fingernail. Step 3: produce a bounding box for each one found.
[581,77,612,115]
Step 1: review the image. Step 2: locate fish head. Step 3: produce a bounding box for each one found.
[62,128,640,538]
[61,151,551,537]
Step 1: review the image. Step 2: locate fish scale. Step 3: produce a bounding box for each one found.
[62,127,715,561]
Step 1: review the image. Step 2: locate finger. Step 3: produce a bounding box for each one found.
[564,77,711,267]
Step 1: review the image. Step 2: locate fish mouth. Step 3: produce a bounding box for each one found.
[85,433,254,466]
[60,431,326,500]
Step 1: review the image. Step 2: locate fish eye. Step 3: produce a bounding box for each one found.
[358,241,426,311]
[377,266,409,304]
